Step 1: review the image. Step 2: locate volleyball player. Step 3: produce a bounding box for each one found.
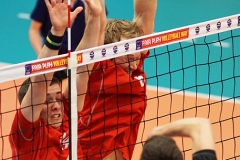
[140,118,217,160]
[76,0,157,159]
[9,0,103,159]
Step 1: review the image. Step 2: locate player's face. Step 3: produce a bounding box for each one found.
[114,36,141,76]
[114,53,141,76]
[40,83,64,129]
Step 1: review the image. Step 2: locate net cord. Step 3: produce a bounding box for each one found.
[0,14,239,83]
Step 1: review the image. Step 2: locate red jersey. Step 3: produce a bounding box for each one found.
[79,52,149,160]
[9,95,82,160]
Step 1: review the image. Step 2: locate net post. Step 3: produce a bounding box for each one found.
[67,54,78,160]
[67,0,78,159]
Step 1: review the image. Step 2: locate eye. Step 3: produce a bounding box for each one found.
[136,56,141,60]
[45,100,54,106]
[45,98,62,105]
[122,58,128,62]
[56,98,62,102]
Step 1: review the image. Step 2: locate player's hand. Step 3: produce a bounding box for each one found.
[147,126,164,139]
[147,127,157,139]
[45,0,83,34]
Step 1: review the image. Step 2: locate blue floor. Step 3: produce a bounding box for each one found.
[1,0,240,98]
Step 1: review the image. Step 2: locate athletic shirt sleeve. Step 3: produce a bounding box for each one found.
[10,110,42,150]
[193,150,217,160]
[138,51,150,68]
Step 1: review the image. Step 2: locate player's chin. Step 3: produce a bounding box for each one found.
[50,121,62,129]
[128,71,133,76]
[125,70,132,76]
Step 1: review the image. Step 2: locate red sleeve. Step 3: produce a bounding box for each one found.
[139,50,150,68]
[10,110,41,150]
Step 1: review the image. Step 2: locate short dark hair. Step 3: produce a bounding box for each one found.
[18,77,61,104]
[140,135,183,160]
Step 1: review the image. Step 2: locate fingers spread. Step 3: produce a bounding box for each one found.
[51,0,57,7]
[73,7,83,17]
[63,0,68,5]
[44,0,52,10]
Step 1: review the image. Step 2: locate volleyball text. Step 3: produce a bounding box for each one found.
[140,28,189,49]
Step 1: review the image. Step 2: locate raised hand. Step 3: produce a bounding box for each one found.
[44,0,83,33]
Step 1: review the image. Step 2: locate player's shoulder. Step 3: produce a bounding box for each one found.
[75,0,84,6]
[193,149,217,160]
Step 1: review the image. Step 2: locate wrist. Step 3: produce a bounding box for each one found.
[44,31,64,50]
[150,126,163,137]
[50,27,65,37]
[87,14,100,22]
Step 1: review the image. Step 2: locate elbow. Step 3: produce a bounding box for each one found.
[197,118,212,128]
[188,118,212,138]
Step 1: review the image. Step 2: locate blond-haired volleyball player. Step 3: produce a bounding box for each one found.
[76,0,157,160]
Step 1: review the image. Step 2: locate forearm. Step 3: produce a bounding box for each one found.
[76,3,101,72]
[38,27,64,59]
[152,118,200,137]
[76,10,100,52]
[73,0,102,112]
[36,27,65,81]
[150,118,215,153]
[29,29,43,56]
[98,0,106,46]
[133,0,157,35]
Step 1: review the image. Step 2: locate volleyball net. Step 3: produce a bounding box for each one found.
[1,14,240,159]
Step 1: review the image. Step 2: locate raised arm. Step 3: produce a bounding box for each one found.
[98,0,107,46]
[149,118,215,153]
[29,0,48,56]
[133,0,157,36]
[20,0,82,122]
[29,20,43,56]
[63,0,106,112]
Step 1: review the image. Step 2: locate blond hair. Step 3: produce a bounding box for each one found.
[104,19,144,44]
